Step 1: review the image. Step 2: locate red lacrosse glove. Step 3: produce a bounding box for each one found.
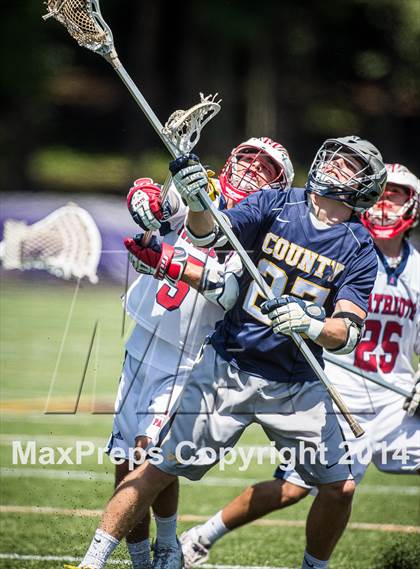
[124,234,188,287]
[127,178,164,231]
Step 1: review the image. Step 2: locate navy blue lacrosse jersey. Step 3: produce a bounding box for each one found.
[210,187,378,383]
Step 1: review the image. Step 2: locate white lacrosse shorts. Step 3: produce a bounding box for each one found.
[274,387,420,490]
[342,394,420,481]
[366,397,420,475]
[107,351,193,459]
[156,343,354,485]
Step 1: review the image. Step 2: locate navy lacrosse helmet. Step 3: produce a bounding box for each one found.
[306,136,387,212]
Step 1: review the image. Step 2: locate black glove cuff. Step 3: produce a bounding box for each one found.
[169,153,200,176]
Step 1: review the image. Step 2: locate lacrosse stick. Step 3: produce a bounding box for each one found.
[43,0,364,437]
[0,204,101,283]
[43,0,197,157]
[142,93,221,245]
[43,1,220,240]
[323,354,411,398]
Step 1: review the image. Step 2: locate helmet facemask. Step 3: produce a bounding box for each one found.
[219,137,294,204]
[307,137,387,212]
[362,183,419,239]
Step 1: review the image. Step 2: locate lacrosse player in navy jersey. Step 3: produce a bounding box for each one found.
[165,135,386,569]
[179,163,420,569]
[72,136,386,569]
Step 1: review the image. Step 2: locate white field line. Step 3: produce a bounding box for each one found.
[1,505,419,534]
[0,554,293,569]
[0,434,108,446]
[1,467,419,496]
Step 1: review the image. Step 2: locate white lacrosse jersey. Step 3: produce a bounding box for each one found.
[125,184,225,365]
[325,241,420,409]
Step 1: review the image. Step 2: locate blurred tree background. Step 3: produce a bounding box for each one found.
[1,0,419,194]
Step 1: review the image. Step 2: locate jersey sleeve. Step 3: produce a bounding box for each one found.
[159,184,187,235]
[335,242,378,313]
[223,189,282,250]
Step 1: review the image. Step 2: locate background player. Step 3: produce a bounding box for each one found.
[180,162,420,568]
[73,136,386,569]
[96,138,294,569]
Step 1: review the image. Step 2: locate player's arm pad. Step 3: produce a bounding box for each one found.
[326,311,365,355]
[185,213,230,248]
[200,254,243,311]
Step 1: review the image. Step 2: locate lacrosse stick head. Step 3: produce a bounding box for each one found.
[43,0,115,58]
[0,204,102,283]
[163,93,222,154]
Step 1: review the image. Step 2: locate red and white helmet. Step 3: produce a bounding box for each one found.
[218,137,294,204]
[361,163,420,239]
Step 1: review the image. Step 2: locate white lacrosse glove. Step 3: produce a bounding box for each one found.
[403,375,420,417]
[261,295,326,341]
[169,153,209,212]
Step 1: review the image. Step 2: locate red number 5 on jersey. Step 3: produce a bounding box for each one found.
[156,255,205,311]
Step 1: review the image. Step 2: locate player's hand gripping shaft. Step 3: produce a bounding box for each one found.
[124,234,188,287]
[170,154,209,212]
[127,178,178,231]
[127,178,162,230]
[262,296,326,341]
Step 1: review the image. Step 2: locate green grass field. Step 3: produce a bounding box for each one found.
[1,278,419,569]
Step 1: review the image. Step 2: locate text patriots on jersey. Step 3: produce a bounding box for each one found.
[367,293,417,320]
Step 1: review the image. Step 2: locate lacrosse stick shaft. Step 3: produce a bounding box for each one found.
[105,54,179,158]
[323,354,411,398]
[104,58,209,247]
[197,189,364,438]
[141,173,173,246]
[104,57,180,247]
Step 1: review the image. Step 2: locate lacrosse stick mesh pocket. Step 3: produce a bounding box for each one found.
[1,204,101,283]
[46,0,108,47]
[163,94,221,154]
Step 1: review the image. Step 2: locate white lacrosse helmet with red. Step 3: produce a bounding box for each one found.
[362,163,420,239]
[218,137,294,204]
